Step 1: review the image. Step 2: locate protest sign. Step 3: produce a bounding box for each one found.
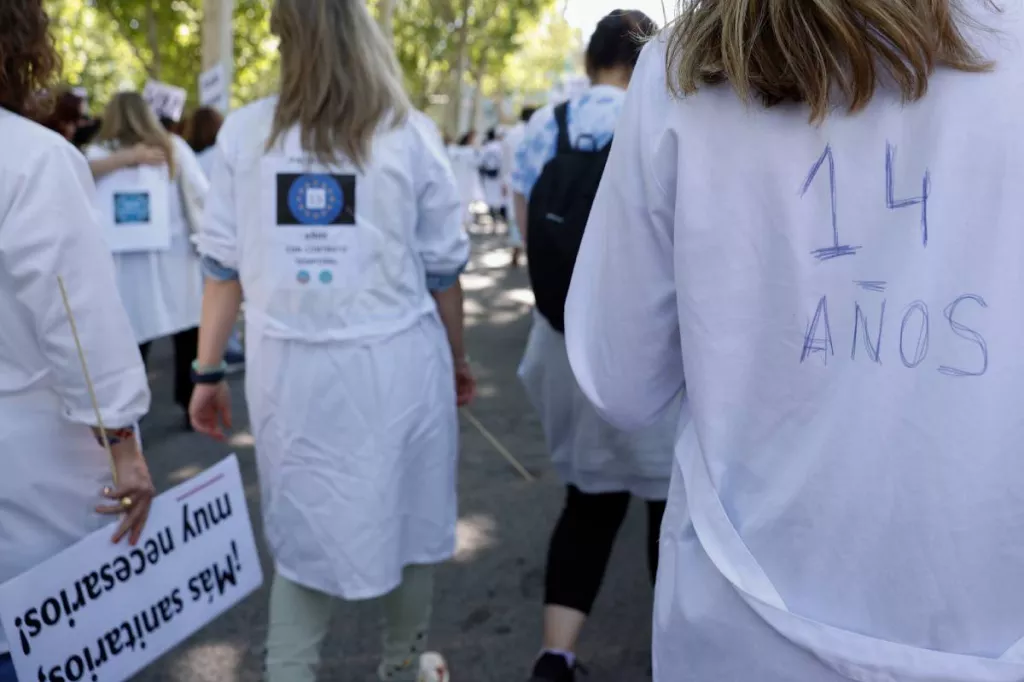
[199,65,229,113]
[142,81,187,123]
[0,455,262,682]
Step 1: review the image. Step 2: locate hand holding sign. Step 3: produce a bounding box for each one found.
[0,455,262,682]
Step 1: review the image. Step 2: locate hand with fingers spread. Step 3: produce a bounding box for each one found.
[189,381,233,441]
[94,434,155,546]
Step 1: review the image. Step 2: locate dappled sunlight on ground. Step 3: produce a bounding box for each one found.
[168,464,206,484]
[454,513,497,562]
[461,271,499,292]
[171,641,244,682]
[229,430,256,448]
[503,287,535,307]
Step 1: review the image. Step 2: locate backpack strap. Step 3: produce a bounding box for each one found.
[554,102,572,154]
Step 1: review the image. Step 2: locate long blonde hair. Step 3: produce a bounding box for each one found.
[96,91,176,176]
[268,0,410,167]
[666,0,996,122]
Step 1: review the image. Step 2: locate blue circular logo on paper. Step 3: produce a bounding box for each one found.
[296,270,310,284]
[287,174,344,225]
[319,270,333,284]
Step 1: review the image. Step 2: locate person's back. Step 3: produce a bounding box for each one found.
[190,2,471,681]
[565,2,1024,680]
[206,98,464,341]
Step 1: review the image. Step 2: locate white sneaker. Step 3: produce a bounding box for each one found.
[417,653,450,682]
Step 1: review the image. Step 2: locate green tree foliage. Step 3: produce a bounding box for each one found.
[45,0,278,111]
[45,0,577,126]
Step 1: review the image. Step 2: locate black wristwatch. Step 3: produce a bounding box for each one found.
[191,360,227,384]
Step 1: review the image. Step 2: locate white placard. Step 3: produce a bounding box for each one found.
[95,166,172,253]
[142,80,187,123]
[199,65,229,112]
[0,455,263,682]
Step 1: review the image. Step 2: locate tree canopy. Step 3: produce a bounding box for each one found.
[44,0,581,128]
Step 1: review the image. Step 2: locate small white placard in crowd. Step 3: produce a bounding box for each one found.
[0,454,263,682]
[199,64,229,113]
[142,80,188,123]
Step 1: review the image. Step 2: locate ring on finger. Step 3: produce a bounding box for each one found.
[120,496,133,508]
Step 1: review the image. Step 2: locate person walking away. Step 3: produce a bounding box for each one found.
[510,10,681,682]
[85,93,209,430]
[0,3,156,679]
[448,131,484,229]
[187,1,475,681]
[565,2,1024,681]
[187,106,246,372]
[479,128,505,229]
[502,107,535,268]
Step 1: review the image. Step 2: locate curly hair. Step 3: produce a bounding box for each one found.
[0,0,59,117]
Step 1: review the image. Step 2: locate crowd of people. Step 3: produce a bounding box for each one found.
[4,0,1024,681]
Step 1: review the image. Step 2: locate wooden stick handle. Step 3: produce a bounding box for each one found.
[57,276,118,488]
[461,408,535,482]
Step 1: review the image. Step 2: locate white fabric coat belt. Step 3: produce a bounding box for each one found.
[679,426,1024,682]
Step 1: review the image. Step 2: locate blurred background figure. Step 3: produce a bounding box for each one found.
[85,92,209,430]
[479,128,505,229]
[502,106,536,268]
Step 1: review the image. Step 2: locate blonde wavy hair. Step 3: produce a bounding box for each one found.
[268,0,410,168]
[667,0,996,121]
[96,91,176,176]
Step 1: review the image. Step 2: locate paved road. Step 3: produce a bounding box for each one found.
[134,234,657,682]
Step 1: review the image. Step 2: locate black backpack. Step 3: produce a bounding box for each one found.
[527,102,612,333]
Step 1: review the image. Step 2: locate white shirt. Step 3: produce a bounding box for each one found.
[85,136,207,343]
[0,112,150,654]
[567,9,1024,681]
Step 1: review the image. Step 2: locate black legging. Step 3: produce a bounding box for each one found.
[544,485,666,615]
[139,327,199,411]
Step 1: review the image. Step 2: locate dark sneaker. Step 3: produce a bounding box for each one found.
[530,652,577,682]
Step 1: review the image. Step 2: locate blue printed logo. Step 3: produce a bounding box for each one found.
[114,192,151,225]
[319,270,333,284]
[280,174,348,226]
[296,270,310,285]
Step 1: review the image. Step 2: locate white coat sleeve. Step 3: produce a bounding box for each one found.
[196,122,238,270]
[411,113,470,284]
[564,41,685,431]
[175,136,211,201]
[0,142,150,428]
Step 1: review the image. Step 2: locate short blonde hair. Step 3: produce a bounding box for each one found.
[666,0,996,122]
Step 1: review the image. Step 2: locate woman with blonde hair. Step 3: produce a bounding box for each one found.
[86,92,209,429]
[188,1,473,680]
[565,0,1024,680]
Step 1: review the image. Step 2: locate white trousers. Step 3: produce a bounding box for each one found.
[265,565,435,682]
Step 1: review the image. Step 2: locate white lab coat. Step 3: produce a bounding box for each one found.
[567,13,1024,681]
[0,112,151,655]
[85,136,207,344]
[197,98,468,600]
[502,122,527,247]
[478,139,504,210]
[447,144,484,224]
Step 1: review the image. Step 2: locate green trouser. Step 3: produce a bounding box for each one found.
[264,565,434,682]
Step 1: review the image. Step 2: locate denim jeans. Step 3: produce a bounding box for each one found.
[0,654,18,682]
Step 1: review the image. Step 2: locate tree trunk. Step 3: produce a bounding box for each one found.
[146,0,162,79]
[468,54,486,134]
[444,0,473,138]
[377,0,396,42]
